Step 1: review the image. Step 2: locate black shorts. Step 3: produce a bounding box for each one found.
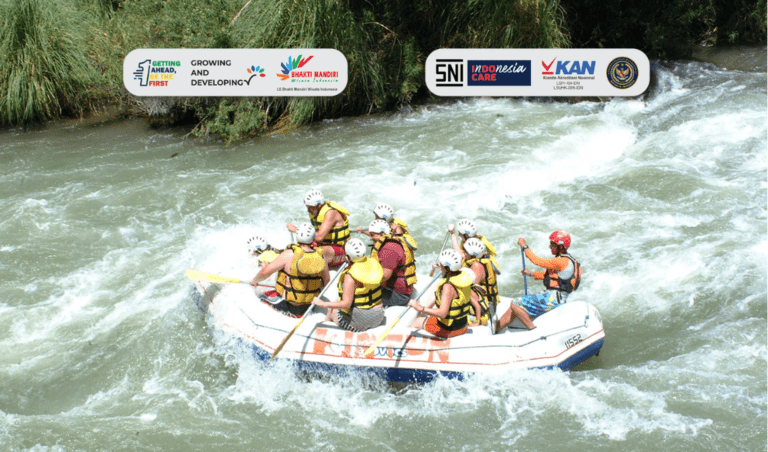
[381,287,411,307]
[259,293,310,318]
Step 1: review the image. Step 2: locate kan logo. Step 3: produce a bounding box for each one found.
[542,58,596,75]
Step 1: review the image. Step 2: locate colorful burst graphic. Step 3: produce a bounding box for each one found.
[244,65,266,85]
[247,65,265,76]
[277,55,314,80]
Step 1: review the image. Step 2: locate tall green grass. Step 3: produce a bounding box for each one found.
[441,0,570,48]
[0,0,102,126]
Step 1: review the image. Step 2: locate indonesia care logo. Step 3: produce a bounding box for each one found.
[277,54,341,83]
[467,60,531,86]
[606,57,639,89]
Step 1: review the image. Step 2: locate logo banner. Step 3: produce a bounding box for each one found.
[427,48,649,97]
[123,49,348,96]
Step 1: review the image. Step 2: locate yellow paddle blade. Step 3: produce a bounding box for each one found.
[186,269,245,285]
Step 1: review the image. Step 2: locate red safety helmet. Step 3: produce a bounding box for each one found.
[549,230,571,249]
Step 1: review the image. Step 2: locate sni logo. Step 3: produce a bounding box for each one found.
[435,59,463,87]
[542,58,596,75]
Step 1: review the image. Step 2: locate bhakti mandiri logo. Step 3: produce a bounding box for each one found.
[277,54,340,83]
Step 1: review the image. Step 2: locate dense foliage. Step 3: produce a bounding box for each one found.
[562,0,767,57]
[0,0,764,137]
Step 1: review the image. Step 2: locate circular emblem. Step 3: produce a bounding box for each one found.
[606,57,639,89]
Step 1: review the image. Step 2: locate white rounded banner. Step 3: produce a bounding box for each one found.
[123,49,348,96]
[426,48,650,97]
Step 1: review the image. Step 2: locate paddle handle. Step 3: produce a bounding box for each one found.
[521,247,528,296]
[429,231,451,277]
[271,262,348,360]
[363,272,442,357]
[186,269,274,288]
[244,281,275,288]
[363,318,401,357]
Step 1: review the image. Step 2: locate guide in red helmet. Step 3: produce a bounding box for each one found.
[495,231,582,332]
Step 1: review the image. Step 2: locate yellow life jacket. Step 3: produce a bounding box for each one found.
[391,219,419,252]
[370,234,418,287]
[275,244,326,305]
[434,271,472,330]
[464,255,500,306]
[258,249,281,264]
[469,285,491,325]
[337,257,384,313]
[309,201,350,246]
[392,217,411,236]
[478,235,496,256]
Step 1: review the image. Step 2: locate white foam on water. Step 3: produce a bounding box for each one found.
[22,446,68,452]
[216,337,720,445]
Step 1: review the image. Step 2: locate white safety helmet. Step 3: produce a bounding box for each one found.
[345,238,367,262]
[368,219,391,235]
[303,189,324,207]
[295,223,316,244]
[463,237,486,257]
[246,236,269,254]
[373,203,394,222]
[437,249,463,272]
[456,219,477,237]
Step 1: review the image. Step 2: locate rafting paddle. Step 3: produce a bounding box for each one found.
[186,269,274,288]
[429,230,451,277]
[521,247,528,296]
[363,272,442,357]
[271,262,348,360]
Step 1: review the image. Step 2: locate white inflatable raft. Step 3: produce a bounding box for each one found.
[190,273,604,383]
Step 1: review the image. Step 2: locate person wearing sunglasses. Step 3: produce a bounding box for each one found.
[495,231,582,332]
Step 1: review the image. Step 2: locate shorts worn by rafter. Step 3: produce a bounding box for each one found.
[512,290,566,317]
[336,307,386,332]
[381,287,410,307]
[325,244,347,267]
[424,316,467,338]
[259,290,310,318]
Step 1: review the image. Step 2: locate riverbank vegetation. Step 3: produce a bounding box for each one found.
[0,0,765,140]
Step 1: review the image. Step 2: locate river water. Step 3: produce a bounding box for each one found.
[1,60,765,451]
